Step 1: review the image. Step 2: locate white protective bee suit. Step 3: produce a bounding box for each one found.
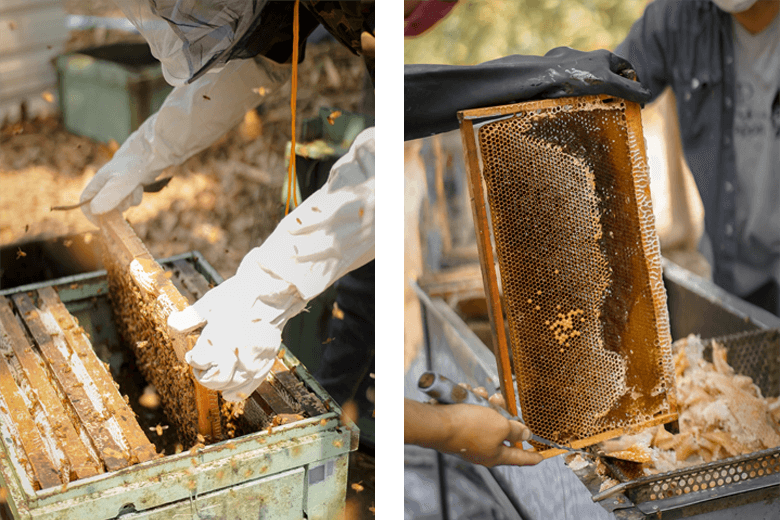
[80,0,375,401]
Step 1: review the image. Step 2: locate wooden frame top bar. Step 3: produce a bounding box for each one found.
[457,94,617,121]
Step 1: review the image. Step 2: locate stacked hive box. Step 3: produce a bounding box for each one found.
[0,287,157,491]
[0,248,351,519]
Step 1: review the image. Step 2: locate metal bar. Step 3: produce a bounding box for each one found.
[0,270,108,298]
[592,482,631,502]
[36,286,158,464]
[0,252,215,301]
[12,292,131,472]
[411,281,502,392]
[636,472,780,516]
[0,297,102,480]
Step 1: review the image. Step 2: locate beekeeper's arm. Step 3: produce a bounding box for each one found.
[405,399,544,467]
[80,56,289,224]
[404,48,652,141]
[168,128,375,402]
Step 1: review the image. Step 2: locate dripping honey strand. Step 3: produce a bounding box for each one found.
[285,0,300,215]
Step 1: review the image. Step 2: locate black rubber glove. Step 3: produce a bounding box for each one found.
[404,47,651,141]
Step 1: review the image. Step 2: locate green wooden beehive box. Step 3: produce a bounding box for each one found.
[56,43,173,144]
[0,252,357,519]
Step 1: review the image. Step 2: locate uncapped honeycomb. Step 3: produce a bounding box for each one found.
[468,96,676,446]
[597,334,780,477]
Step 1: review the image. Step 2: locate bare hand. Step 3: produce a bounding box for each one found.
[437,403,543,467]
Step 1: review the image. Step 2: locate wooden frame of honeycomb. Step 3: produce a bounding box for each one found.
[98,210,221,445]
[458,95,678,456]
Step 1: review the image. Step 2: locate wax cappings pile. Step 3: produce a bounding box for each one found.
[571,334,780,480]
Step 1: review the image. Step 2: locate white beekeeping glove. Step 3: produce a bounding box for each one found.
[80,56,289,225]
[168,128,375,401]
[168,267,307,402]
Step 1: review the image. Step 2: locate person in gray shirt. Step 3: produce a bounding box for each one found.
[617,0,780,314]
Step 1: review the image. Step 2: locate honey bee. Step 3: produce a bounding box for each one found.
[327,111,341,125]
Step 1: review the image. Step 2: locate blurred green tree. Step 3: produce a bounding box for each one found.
[405,0,647,65]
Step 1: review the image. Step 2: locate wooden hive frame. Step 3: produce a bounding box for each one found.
[458,95,678,457]
[0,288,158,490]
[98,211,221,445]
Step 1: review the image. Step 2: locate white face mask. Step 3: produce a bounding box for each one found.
[711,0,758,13]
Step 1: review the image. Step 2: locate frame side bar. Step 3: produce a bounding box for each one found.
[457,115,517,417]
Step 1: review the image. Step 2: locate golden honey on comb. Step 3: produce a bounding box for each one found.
[460,95,677,449]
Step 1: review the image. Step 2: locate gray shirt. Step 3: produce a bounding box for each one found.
[732,13,780,295]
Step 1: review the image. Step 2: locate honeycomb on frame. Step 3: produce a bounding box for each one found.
[458,95,678,454]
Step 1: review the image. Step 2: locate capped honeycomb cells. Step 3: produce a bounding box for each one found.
[472,96,676,446]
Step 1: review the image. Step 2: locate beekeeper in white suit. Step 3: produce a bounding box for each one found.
[80,0,375,402]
